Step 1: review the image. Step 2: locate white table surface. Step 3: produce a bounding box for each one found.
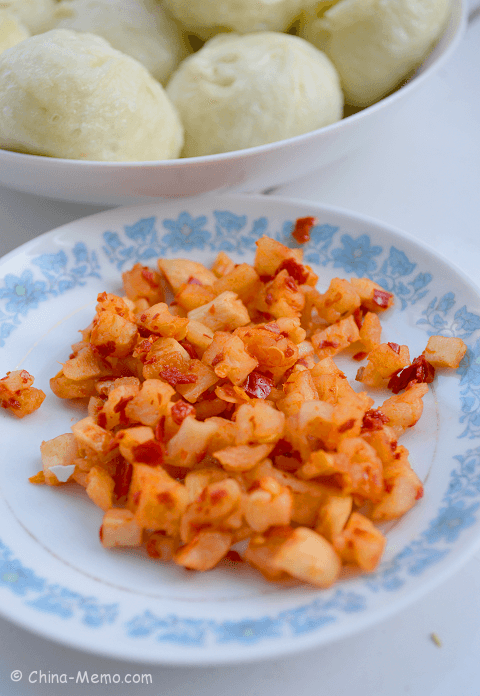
[1,13,480,696]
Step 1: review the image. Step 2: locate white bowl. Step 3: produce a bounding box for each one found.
[0,0,466,205]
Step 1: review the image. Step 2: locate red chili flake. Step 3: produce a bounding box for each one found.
[139,312,148,323]
[265,292,274,306]
[338,418,355,433]
[277,259,308,285]
[373,289,393,309]
[114,396,134,413]
[158,366,198,386]
[179,340,198,359]
[259,275,274,283]
[113,461,133,499]
[155,416,165,442]
[157,491,175,508]
[132,440,164,465]
[2,397,21,409]
[353,306,367,330]
[171,400,196,425]
[20,370,31,383]
[210,489,228,504]
[211,352,224,367]
[317,340,339,350]
[225,550,243,563]
[362,409,389,432]
[415,486,424,500]
[141,268,159,288]
[99,525,104,542]
[131,490,141,507]
[243,370,274,399]
[387,355,435,394]
[292,216,316,244]
[388,342,401,354]
[284,346,295,358]
[208,305,216,314]
[187,276,202,286]
[97,411,107,429]
[92,340,116,357]
[353,351,368,362]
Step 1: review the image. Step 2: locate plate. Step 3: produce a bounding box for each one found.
[1,193,480,666]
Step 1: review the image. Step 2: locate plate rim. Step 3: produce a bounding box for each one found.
[1,191,480,665]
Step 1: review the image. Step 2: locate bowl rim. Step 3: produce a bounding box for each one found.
[0,0,466,170]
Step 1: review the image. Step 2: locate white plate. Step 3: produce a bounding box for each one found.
[1,194,480,666]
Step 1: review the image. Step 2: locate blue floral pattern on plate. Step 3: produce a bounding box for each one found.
[2,200,480,658]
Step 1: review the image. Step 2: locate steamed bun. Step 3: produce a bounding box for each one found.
[163,0,313,41]
[301,0,451,107]
[0,0,56,34]
[50,0,190,84]
[0,30,184,161]
[166,32,343,157]
[0,10,30,54]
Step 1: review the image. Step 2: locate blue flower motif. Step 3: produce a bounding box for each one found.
[0,556,45,596]
[162,212,210,252]
[125,217,157,243]
[32,251,68,277]
[458,340,480,386]
[331,234,382,276]
[453,306,480,337]
[381,247,416,277]
[0,270,47,315]
[425,501,480,543]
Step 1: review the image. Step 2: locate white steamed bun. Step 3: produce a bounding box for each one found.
[301,0,451,107]
[0,10,30,54]
[166,32,343,157]
[50,0,190,84]
[0,0,56,34]
[0,29,184,161]
[163,0,313,41]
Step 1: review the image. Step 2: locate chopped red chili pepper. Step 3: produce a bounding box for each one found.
[373,288,393,309]
[277,259,308,285]
[292,216,316,244]
[243,370,274,399]
[179,340,198,359]
[387,355,435,394]
[132,440,164,465]
[388,342,400,354]
[141,268,159,288]
[158,366,198,386]
[353,351,368,362]
[362,409,389,432]
[171,400,196,425]
[113,460,133,499]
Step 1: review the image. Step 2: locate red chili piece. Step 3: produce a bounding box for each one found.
[141,268,159,288]
[92,340,116,357]
[387,355,435,394]
[243,371,274,399]
[388,342,400,354]
[373,289,393,309]
[132,440,164,465]
[292,216,316,244]
[362,409,389,432]
[171,400,196,425]
[277,259,308,285]
[353,351,368,362]
[158,366,198,386]
[113,461,133,499]
[179,340,198,359]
